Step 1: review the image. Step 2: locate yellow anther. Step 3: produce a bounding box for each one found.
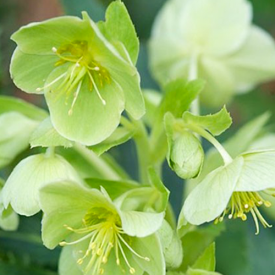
[264,201,272,207]
[116,259,120,265]
[97,248,103,256]
[244,204,249,209]
[52,47,57,52]
[145,257,150,262]
[77,258,84,265]
[228,214,233,219]
[59,241,66,246]
[241,214,247,221]
[130,267,136,274]
[99,268,104,274]
[102,256,108,264]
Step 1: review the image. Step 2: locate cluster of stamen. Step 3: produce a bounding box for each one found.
[60,208,150,275]
[36,40,111,115]
[215,191,273,234]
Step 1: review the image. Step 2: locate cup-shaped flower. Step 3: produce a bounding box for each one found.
[2,152,80,216]
[183,150,275,234]
[10,11,145,145]
[39,181,166,275]
[149,0,275,107]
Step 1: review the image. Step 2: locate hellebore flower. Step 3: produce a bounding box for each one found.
[2,151,80,216]
[149,0,275,106]
[183,150,275,234]
[39,181,165,275]
[10,11,145,145]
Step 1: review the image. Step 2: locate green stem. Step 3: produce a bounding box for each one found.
[132,120,151,183]
[187,124,233,165]
[74,143,121,180]
[189,53,200,117]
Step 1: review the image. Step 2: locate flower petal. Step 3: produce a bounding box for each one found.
[59,246,83,275]
[223,26,275,92]
[39,180,115,249]
[235,150,275,191]
[45,65,125,146]
[2,153,80,216]
[183,157,243,225]
[10,48,58,94]
[180,0,252,55]
[120,210,164,237]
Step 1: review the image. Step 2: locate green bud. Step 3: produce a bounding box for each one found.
[169,131,204,179]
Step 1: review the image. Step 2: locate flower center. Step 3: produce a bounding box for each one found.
[215,191,273,234]
[60,207,150,275]
[36,40,111,115]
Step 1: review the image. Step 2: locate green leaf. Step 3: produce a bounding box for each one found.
[99,0,139,65]
[0,96,47,120]
[192,243,216,271]
[159,79,205,120]
[85,178,138,200]
[182,106,232,136]
[3,153,81,216]
[0,112,39,169]
[30,117,74,148]
[179,224,225,272]
[90,125,135,156]
[186,268,221,275]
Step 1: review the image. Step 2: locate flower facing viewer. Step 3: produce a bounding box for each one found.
[11,5,145,145]
[149,0,275,106]
[39,181,166,275]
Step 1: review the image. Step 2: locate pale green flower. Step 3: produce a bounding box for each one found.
[39,180,166,275]
[183,150,275,234]
[2,151,80,216]
[149,0,275,106]
[10,4,144,145]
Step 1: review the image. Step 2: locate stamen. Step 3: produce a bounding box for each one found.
[87,71,106,105]
[36,72,67,92]
[68,80,82,116]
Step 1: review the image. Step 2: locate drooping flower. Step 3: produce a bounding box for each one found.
[2,151,80,216]
[183,150,275,234]
[39,180,166,275]
[10,7,145,145]
[149,0,275,107]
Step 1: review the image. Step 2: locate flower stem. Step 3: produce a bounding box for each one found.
[132,120,151,184]
[74,144,122,180]
[187,124,233,165]
[189,53,200,116]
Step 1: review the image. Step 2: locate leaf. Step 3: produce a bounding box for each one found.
[192,243,216,271]
[85,178,138,200]
[182,106,232,136]
[0,96,47,121]
[90,126,135,156]
[99,0,139,64]
[30,117,74,148]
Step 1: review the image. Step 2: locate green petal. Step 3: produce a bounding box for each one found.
[223,26,275,92]
[10,48,58,94]
[235,150,275,192]
[45,65,125,145]
[3,153,80,216]
[0,112,38,169]
[119,210,164,237]
[192,243,216,271]
[101,0,139,65]
[39,180,115,249]
[199,56,235,107]
[183,157,243,225]
[180,0,252,55]
[82,12,145,119]
[187,268,221,275]
[131,234,166,275]
[12,16,92,55]
[59,246,83,275]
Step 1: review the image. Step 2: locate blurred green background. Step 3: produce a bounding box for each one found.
[0,0,275,274]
